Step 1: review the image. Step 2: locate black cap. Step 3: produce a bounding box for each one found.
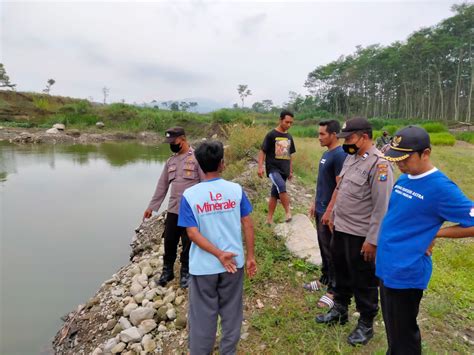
[164,127,185,143]
[336,117,372,138]
[384,126,431,162]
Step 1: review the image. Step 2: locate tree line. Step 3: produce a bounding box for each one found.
[304,4,473,122]
[2,4,471,122]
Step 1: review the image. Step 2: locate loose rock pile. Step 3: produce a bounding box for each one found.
[53,215,189,354]
[51,162,317,354]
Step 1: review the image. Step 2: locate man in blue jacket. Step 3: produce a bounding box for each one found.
[377,126,474,354]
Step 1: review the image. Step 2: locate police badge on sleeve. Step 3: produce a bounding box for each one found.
[377,163,388,182]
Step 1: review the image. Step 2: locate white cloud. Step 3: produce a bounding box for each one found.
[0,0,460,107]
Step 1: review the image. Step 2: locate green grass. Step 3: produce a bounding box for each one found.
[0,121,34,128]
[32,96,54,111]
[429,132,456,146]
[430,145,474,198]
[421,122,447,133]
[290,125,318,138]
[454,131,474,144]
[0,97,10,110]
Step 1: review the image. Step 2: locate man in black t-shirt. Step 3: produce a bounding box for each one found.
[258,110,296,225]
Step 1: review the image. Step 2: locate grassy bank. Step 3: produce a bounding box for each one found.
[3,91,472,145]
[223,130,474,353]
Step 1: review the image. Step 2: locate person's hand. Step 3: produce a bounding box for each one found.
[425,240,436,256]
[257,166,264,179]
[361,242,377,262]
[321,209,331,224]
[321,209,334,232]
[143,208,153,221]
[218,251,238,273]
[246,257,257,278]
[288,171,293,181]
[308,202,315,218]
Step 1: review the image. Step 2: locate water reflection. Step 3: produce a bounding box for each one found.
[0,141,171,183]
[0,141,170,355]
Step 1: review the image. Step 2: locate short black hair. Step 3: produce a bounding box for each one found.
[280,110,294,120]
[415,147,431,157]
[195,141,224,173]
[355,129,373,139]
[319,120,341,135]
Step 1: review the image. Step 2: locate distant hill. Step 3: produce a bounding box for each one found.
[141,98,229,113]
[181,98,229,113]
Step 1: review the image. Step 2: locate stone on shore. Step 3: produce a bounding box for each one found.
[274,214,322,265]
[130,282,143,296]
[103,338,118,353]
[138,319,157,335]
[46,128,60,134]
[141,334,157,352]
[129,307,156,326]
[110,342,126,353]
[119,327,142,343]
[166,308,177,321]
[123,302,138,317]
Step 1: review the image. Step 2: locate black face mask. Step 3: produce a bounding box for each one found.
[342,136,362,155]
[342,143,359,155]
[170,142,181,153]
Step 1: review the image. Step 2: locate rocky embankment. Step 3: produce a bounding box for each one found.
[52,214,189,354]
[51,161,317,355]
[0,127,162,145]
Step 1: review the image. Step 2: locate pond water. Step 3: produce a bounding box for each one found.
[0,141,170,354]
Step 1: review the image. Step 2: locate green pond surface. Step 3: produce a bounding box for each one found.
[0,141,170,354]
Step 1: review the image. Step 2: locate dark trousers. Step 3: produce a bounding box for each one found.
[332,230,379,323]
[163,212,190,270]
[315,212,335,292]
[380,282,423,355]
[188,268,244,355]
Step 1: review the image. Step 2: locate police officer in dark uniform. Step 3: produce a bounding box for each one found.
[316,117,394,346]
[143,127,204,288]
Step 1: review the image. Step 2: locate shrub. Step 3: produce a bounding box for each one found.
[102,103,138,121]
[0,121,34,128]
[429,132,455,146]
[382,125,401,135]
[0,98,10,110]
[225,124,267,162]
[373,130,383,139]
[46,113,99,127]
[33,97,52,111]
[454,131,474,144]
[421,122,447,133]
[212,109,254,125]
[59,100,92,115]
[369,118,398,130]
[290,125,317,138]
[296,110,333,121]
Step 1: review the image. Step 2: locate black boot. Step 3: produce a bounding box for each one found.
[315,306,348,325]
[179,266,190,289]
[347,320,374,346]
[319,274,329,286]
[157,264,174,287]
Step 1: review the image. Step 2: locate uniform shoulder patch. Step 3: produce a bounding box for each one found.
[377,163,388,182]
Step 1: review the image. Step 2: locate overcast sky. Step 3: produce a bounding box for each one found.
[0,0,461,108]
